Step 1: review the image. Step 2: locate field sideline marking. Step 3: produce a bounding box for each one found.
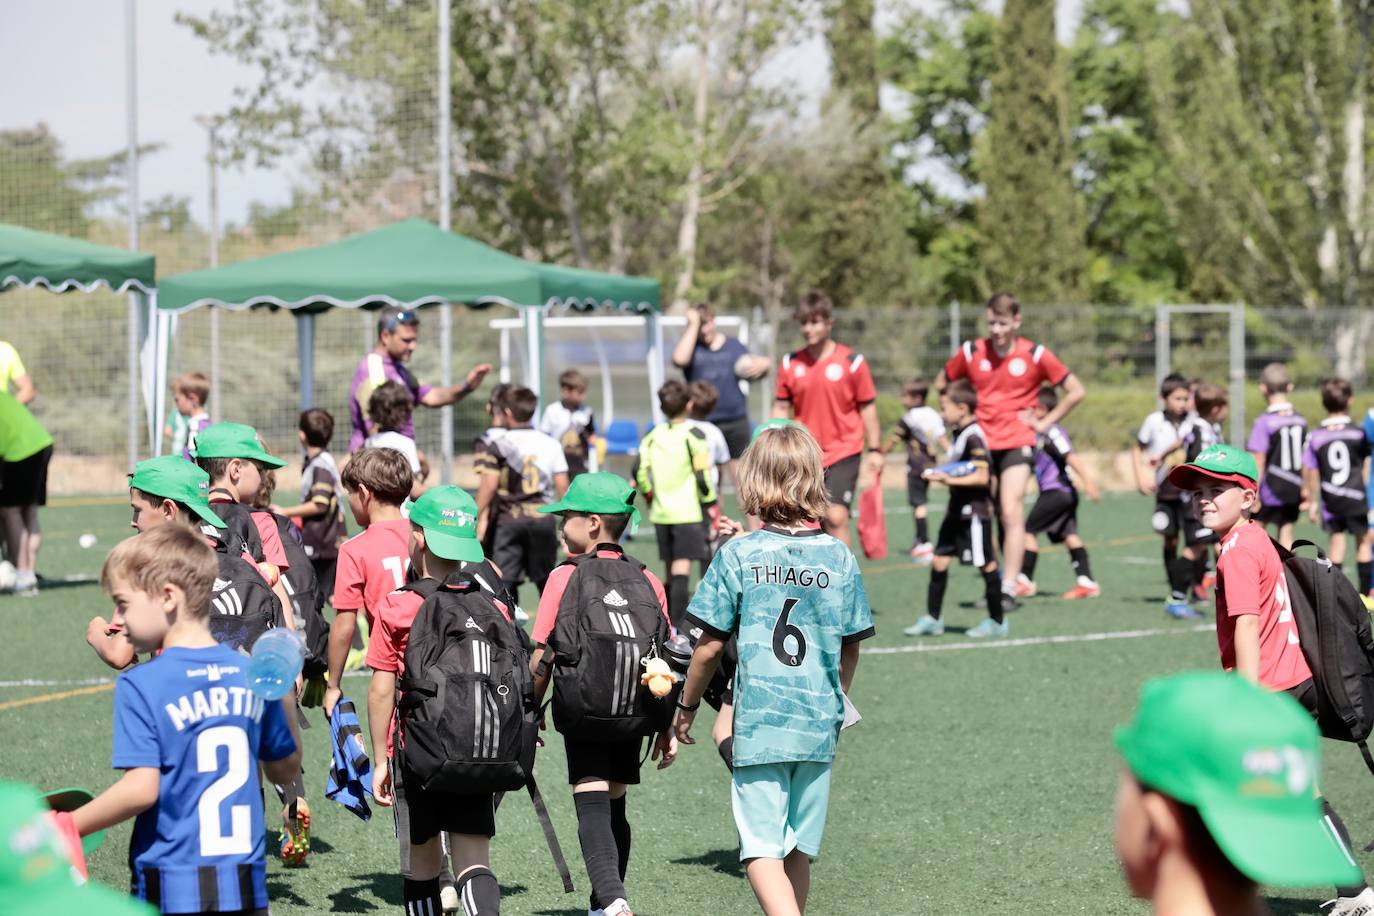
[861,623,1214,655]
[0,683,115,711]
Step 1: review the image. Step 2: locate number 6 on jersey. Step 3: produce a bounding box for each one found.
[772,597,807,667]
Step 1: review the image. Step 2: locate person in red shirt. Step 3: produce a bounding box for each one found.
[1169,444,1374,912]
[936,293,1085,603]
[367,486,509,916]
[325,447,416,718]
[771,290,883,546]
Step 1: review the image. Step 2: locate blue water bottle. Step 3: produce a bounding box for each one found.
[248,628,304,700]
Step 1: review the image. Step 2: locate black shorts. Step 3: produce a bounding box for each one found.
[934,509,995,567]
[656,521,710,563]
[989,446,1035,476]
[715,415,752,460]
[311,557,338,605]
[564,735,644,786]
[0,444,52,507]
[1152,500,1214,546]
[490,517,559,589]
[906,473,930,508]
[1285,678,1319,718]
[823,453,862,509]
[1323,513,1368,535]
[1026,489,1079,543]
[1254,503,1301,527]
[393,759,497,874]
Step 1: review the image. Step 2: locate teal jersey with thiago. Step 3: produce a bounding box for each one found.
[686,526,874,767]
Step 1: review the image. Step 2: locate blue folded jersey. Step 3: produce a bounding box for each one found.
[325,697,373,821]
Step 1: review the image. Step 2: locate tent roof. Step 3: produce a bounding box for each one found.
[0,223,155,294]
[157,219,659,313]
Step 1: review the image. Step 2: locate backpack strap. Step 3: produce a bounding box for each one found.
[527,776,575,893]
[398,578,441,599]
[1288,539,1331,563]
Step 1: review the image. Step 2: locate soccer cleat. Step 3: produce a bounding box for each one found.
[1191,583,1211,605]
[14,570,37,598]
[1062,581,1101,600]
[440,883,459,913]
[1201,571,1217,591]
[1014,575,1037,598]
[1165,600,1202,620]
[1362,593,1374,613]
[1323,888,1374,915]
[910,543,934,566]
[278,798,311,867]
[903,615,945,637]
[344,647,367,672]
[965,617,1009,638]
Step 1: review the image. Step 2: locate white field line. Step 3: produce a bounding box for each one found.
[0,669,375,689]
[861,623,1214,655]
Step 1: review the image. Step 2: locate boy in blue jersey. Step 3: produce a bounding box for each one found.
[73,524,302,916]
[672,423,873,916]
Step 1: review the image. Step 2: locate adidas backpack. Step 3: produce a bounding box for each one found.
[398,573,538,794]
[546,544,674,740]
[1277,538,1374,774]
[207,543,282,652]
[265,511,329,678]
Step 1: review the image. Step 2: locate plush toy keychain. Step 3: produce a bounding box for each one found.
[640,656,678,698]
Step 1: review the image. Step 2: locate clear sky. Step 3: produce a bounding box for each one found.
[2,0,1083,229]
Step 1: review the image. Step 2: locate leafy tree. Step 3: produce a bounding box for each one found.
[0,125,130,237]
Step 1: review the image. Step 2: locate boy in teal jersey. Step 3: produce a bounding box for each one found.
[672,423,873,916]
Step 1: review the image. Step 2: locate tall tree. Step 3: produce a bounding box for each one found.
[978,0,1086,303]
[0,125,130,237]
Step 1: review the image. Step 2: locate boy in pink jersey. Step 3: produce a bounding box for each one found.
[1170,444,1374,914]
[325,447,415,719]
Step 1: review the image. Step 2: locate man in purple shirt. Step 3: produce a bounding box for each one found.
[348,306,493,451]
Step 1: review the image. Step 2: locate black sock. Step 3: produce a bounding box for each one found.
[927,568,949,621]
[1069,546,1092,582]
[915,516,929,545]
[1021,550,1038,581]
[1359,561,1372,594]
[1167,557,1193,599]
[668,575,690,629]
[717,736,734,771]
[1322,799,1368,897]
[455,866,500,915]
[574,791,626,909]
[1192,553,1209,587]
[1162,546,1176,592]
[404,878,443,916]
[609,794,631,883]
[983,569,1005,624]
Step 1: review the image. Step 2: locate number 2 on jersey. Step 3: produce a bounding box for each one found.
[197,726,252,856]
[772,597,808,667]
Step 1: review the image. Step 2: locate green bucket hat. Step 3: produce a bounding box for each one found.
[408,486,484,563]
[1115,671,1362,888]
[1166,443,1258,492]
[128,457,226,530]
[539,472,641,535]
[0,781,154,916]
[191,423,286,468]
[749,417,804,444]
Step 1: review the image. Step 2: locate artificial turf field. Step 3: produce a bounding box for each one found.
[4,491,1372,915]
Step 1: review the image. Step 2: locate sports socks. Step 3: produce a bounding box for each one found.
[668,575,690,629]
[915,515,929,546]
[455,866,501,915]
[1069,546,1092,582]
[574,791,627,910]
[1322,799,1368,898]
[1358,560,1372,594]
[982,569,1004,624]
[1192,553,1210,588]
[404,877,443,916]
[927,568,949,621]
[717,736,734,771]
[610,794,631,882]
[1167,556,1193,600]
[1021,550,1039,582]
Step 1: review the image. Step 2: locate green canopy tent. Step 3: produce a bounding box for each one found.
[0,223,157,471]
[155,219,662,475]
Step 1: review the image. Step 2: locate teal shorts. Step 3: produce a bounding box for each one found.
[731,760,833,861]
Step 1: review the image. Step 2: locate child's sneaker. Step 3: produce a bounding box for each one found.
[1323,887,1374,915]
[965,617,1008,638]
[600,900,633,916]
[910,542,934,566]
[1062,578,1101,600]
[278,798,311,867]
[1165,599,1201,620]
[1201,571,1217,591]
[513,604,530,623]
[903,615,944,637]
[14,570,38,597]
[1014,574,1037,598]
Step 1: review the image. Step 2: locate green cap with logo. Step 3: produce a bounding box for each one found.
[1167,443,1259,493]
[408,486,484,563]
[128,457,226,530]
[539,472,642,535]
[0,781,154,915]
[191,422,286,468]
[749,417,804,445]
[1115,671,1362,888]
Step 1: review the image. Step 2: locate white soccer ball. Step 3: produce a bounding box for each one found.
[79,533,98,549]
[0,561,16,591]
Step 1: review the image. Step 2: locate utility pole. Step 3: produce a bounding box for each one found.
[125,0,141,470]
[195,115,223,421]
[438,0,454,483]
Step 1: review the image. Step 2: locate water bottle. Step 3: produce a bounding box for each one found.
[248,628,304,700]
[664,633,694,678]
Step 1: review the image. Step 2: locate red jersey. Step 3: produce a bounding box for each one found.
[1215,521,1312,691]
[532,547,669,645]
[250,510,289,568]
[332,518,412,626]
[773,343,877,468]
[943,338,1069,450]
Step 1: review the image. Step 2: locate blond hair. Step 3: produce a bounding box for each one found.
[100,525,218,620]
[173,371,210,407]
[1259,362,1292,392]
[738,425,829,526]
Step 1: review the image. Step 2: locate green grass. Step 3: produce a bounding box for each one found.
[5,493,1372,915]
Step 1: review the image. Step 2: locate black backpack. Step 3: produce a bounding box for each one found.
[398,573,538,795]
[1277,538,1374,772]
[546,544,675,740]
[264,511,329,678]
[208,499,265,562]
[207,544,282,652]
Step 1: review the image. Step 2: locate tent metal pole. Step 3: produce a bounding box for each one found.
[128,293,140,470]
[295,312,315,412]
[524,307,545,407]
[646,312,665,424]
[437,0,454,484]
[125,0,140,471]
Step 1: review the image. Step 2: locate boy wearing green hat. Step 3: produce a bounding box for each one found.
[531,472,673,916]
[1169,444,1374,912]
[367,486,513,916]
[1115,672,1363,915]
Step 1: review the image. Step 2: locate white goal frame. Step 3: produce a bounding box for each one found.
[1154,303,1246,444]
